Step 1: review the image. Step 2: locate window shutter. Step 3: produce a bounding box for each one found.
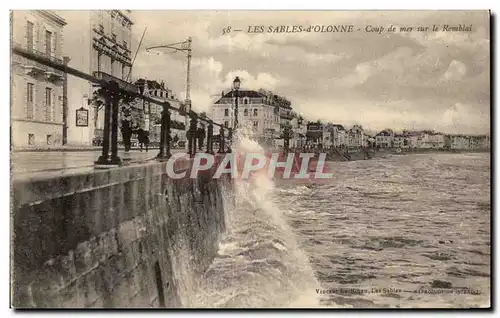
[52,89,55,121]
[42,26,46,54]
[52,32,57,57]
[23,81,28,117]
[23,19,28,47]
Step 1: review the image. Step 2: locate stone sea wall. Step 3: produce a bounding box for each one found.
[11,157,230,308]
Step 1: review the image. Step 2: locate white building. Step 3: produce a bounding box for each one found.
[375,129,394,148]
[62,10,134,145]
[211,90,279,144]
[11,10,67,148]
[393,134,409,148]
[420,131,445,149]
[136,79,183,144]
[290,116,307,148]
[347,125,364,148]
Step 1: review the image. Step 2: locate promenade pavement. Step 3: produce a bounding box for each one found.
[11,148,187,181]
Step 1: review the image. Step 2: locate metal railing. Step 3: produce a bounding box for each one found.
[12,45,233,167]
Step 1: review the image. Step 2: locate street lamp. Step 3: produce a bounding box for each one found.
[233,76,241,130]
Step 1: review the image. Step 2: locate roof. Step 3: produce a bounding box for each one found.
[134,78,166,90]
[376,130,393,136]
[214,90,265,104]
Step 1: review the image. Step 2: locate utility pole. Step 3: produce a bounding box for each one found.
[184,37,192,152]
[145,37,193,152]
[62,56,70,145]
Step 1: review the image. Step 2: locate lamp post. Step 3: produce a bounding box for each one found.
[233,76,241,131]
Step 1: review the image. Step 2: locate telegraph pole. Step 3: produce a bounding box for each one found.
[146,37,193,152]
[184,37,192,151]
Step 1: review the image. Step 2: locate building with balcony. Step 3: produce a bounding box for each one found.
[347,125,364,148]
[306,121,324,147]
[61,10,134,145]
[211,89,280,144]
[135,78,185,145]
[375,129,395,148]
[290,115,307,148]
[419,131,445,149]
[11,10,67,148]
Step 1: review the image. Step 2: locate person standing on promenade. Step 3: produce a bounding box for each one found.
[121,106,133,152]
[197,124,206,150]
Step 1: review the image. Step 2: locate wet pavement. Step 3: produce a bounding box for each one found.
[11,149,186,181]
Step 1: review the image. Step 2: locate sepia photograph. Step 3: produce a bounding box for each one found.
[9,9,491,309]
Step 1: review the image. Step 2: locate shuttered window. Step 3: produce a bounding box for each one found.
[26,83,34,119]
[45,30,52,56]
[45,87,52,121]
[26,21,34,51]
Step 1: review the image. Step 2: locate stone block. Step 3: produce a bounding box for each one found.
[117,219,137,250]
[73,240,93,277]
[134,216,147,240]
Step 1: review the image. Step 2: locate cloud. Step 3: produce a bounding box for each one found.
[124,10,490,134]
[441,60,467,81]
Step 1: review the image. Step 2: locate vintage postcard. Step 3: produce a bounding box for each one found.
[10,10,490,309]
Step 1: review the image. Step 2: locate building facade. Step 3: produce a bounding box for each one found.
[211,90,279,144]
[137,79,184,145]
[419,131,445,149]
[375,129,394,148]
[290,116,307,148]
[62,10,134,145]
[305,122,323,146]
[11,10,67,148]
[347,125,364,148]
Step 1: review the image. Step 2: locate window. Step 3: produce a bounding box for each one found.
[28,134,34,145]
[45,30,52,56]
[46,134,53,145]
[253,121,259,128]
[253,109,258,117]
[27,83,34,103]
[244,98,248,105]
[244,109,248,116]
[110,59,115,76]
[26,21,34,51]
[97,53,102,72]
[224,109,229,117]
[112,33,117,42]
[45,87,52,121]
[26,83,34,119]
[224,121,229,128]
[122,64,126,80]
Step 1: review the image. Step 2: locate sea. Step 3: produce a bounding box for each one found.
[188,134,491,308]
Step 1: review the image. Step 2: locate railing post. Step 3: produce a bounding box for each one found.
[157,102,171,161]
[207,122,214,154]
[95,81,121,167]
[227,128,233,153]
[219,127,225,153]
[188,114,198,157]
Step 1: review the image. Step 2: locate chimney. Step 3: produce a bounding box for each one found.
[221,91,224,97]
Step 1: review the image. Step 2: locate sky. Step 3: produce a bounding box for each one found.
[128,10,490,134]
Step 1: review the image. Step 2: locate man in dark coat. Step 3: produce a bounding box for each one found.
[135,127,150,152]
[121,120,133,152]
[197,125,206,150]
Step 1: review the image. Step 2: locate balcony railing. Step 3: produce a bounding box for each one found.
[13,43,64,78]
[93,71,139,93]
